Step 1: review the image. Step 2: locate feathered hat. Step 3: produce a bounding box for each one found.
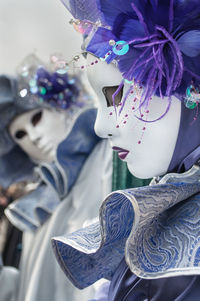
[0,62,45,188]
[62,0,200,111]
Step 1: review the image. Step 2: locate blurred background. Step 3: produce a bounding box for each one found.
[0,0,82,73]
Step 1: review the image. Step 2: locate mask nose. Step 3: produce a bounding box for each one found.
[26,125,41,145]
[27,110,43,144]
[94,107,119,139]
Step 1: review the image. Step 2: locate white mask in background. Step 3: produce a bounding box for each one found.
[9,108,68,163]
[86,53,181,179]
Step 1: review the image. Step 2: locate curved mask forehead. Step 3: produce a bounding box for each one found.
[87,53,122,101]
[86,54,181,179]
[9,108,68,163]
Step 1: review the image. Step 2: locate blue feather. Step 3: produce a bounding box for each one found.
[177,30,200,57]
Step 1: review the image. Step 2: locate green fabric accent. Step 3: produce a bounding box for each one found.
[112,151,151,191]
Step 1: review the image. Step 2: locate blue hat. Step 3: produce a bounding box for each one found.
[0,54,55,187]
[0,75,18,156]
[0,74,39,188]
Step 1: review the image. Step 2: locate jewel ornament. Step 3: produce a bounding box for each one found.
[69,19,99,36]
[184,84,200,110]
[100,40,130,64]
[112,41,130,56]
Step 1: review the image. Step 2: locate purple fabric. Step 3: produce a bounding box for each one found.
[168,99,200,173]
[86,28,117,60]
[108,258,200,301]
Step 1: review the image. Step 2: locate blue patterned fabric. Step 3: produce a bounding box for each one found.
[52,165,200,289]
[5,108,100,231]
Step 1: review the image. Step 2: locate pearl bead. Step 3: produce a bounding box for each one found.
[109,40,116,46]
[73,55,80,61]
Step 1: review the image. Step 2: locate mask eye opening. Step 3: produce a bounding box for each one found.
[102,85,124,107]
[15,130,27,140]
[31,110,42,127]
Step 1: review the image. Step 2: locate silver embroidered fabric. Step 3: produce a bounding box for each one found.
[52,166,200,289]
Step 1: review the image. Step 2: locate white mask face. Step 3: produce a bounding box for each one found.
[9,108,68,163]
[87,53,181,179]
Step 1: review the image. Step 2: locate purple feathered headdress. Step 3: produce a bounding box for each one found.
[62,0,200,117]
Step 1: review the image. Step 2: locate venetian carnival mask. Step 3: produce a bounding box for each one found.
[60,0,200,178]
[87,53,181,178]
[9,108,68,163]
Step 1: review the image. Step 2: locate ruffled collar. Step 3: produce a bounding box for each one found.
[52,165,200,288]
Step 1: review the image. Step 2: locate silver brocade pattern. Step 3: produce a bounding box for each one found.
[52,165,200,289]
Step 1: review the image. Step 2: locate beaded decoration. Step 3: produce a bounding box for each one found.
[56,50,150,144]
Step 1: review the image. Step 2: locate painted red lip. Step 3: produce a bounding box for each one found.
[112,146,129,160]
